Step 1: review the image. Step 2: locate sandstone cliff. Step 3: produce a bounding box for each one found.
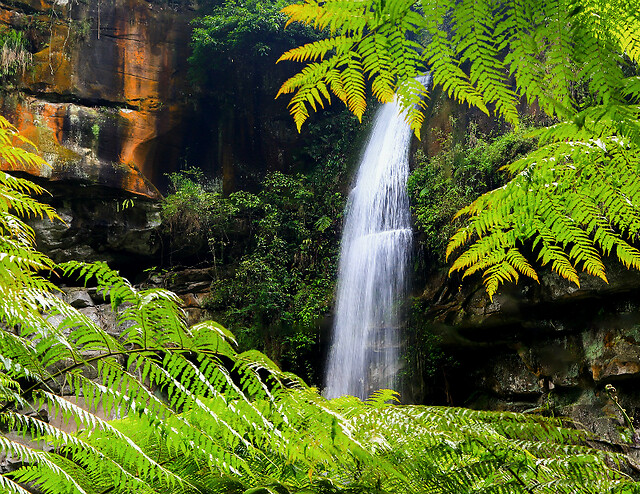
[0,0,196,198]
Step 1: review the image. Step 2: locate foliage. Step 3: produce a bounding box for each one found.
[204,171,344,380]
[161,168,233,259]
[188,0,346,208]
[0,29,31,80]
[401,298,452,393]
[1,116,640,494]
[446,126,640,299]
[189,0,317,86]
[161,168,344,380]
[408,126,535,264]
[277,0,640,133]
[279,0,640,299]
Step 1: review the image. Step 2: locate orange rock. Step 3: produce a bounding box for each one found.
[0,0,194,198]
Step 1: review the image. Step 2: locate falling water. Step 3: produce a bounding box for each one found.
[325,80,428,399]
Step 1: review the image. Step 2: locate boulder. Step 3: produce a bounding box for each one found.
[64,288,93,308]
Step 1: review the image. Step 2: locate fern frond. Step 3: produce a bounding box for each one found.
[1,435,90,494]
[448,127,640,296]
[279,0,640,138]
[278,35,350,63]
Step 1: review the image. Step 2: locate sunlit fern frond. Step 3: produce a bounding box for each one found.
[447,118,640,299]
[279,0,640,136]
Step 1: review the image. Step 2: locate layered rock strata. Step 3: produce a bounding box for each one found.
[0,0,195,198]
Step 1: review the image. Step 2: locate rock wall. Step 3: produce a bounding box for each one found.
[0,0,195,198]
[0,0,308,198]
[415,263,640,444]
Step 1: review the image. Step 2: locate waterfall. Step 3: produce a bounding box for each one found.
[325,80,428,400]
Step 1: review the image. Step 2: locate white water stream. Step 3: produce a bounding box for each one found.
[325,81,428,399]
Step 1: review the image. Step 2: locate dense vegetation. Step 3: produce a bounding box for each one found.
[279,0,640,299]
[2,115,640,494]
[161,168,343,381]
[3,0,640,491]
[408,126,536,267]
[189,0,315,84]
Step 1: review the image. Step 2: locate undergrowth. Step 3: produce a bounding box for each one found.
[408,125,537,267]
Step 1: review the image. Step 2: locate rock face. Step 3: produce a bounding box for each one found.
[0,0,308,197]
[416,262,640,442]
[28,180,162,272]
[0,0,195,197]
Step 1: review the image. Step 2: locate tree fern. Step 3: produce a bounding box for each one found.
[278,0,640,130]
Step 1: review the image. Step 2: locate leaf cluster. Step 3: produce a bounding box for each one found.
[409,126,535,265]
[0,28,32,80]
[278,0,640,133]
[447,121,640,299]
[189,0,319,86]
[161,169,232,259]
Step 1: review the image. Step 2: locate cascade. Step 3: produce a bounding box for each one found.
[325,79,429,399]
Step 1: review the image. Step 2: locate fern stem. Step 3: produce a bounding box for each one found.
[4,344,230,414]
[2,347,167,413]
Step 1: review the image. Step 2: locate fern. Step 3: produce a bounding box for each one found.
[278,0,640,297]
[447,127,640,298]
[277,0,427,135]
[278,0,640,131]
[1,116,639,492]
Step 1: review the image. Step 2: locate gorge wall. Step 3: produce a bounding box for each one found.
[0,0,198,197]
[0,0,303,198]
[412,265,640,445]
[0,0,308,271]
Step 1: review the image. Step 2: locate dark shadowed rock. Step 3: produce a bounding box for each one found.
[64,287,93,308]
[416,260,640,441]
[28,181,162,271]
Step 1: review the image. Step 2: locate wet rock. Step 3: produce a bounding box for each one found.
[179,292,209,308]
[184,308,212,327]
[64,288,93,308]
[165,267,215,294]
[0,450,25,474]
[524,338,583,388]
[583,328,640,383]
[481,353,542,398]
[28,182,161,270]
[0,0,310,199]
[417,259,640,439]
[0,0,198,196]
[74,305,121,337]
